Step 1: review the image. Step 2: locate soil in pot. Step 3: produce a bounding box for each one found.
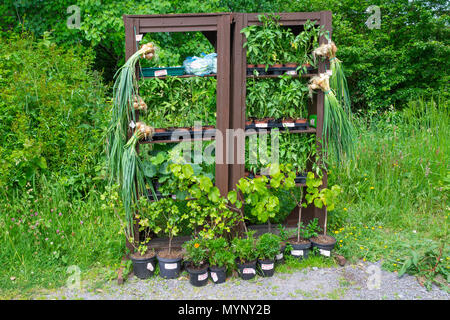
[288,237,311,260]
[202,125,215,131]
[130,250,157,279]
[185,262,209,287]
[310,235,336,257]
[155,128,167,133]
[157,249,183,279]
[284,63,298,68]
[257,259,275,277]
[236,259,257,280]
[245,119,254,126]
[209,265,227,284]
[295,118,308,124]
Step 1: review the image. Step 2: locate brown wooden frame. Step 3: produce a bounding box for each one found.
[229,12,332,231]
[122,11,332,247]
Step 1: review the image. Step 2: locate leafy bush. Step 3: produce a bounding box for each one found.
[231,231,258,263]
[206,237,235,269]
[0,33,109,194]
[256,233,281,260]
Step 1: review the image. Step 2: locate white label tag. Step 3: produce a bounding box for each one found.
[164,263,178,270]
[286,70,297,75]
[135,34,143,42]
[276,253,283,260]
[255,123,268,128]
[211,272,218,282]
[282,123,295,127]
[171,195,177,200]
[261,263,274,270]
[198,272,208,281]
[326,69,333,76]
[154,69,168,77]
[242,268,256,275]
[291,250,304,256]
[319,249,331,257]
[146,262,154,271]
[129,120,136,129]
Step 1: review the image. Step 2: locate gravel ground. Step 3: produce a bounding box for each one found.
[42,261,449,300]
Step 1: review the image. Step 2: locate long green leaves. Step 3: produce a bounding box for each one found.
[121,131,147,238]
[330,58,351,116]
[323,91,355,163]
[106,49,144,184]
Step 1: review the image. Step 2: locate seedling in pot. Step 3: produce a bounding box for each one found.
[256,233,281,277]
[182,239,209,287]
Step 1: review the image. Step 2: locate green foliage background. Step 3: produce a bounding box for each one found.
[1,0,448,109]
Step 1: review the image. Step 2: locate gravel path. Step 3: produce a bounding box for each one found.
[42,261,448,300]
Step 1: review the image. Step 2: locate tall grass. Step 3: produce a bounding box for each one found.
[0,176,124,296]
[328,97,448,236]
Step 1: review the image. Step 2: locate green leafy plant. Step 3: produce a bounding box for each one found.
[182,238,208,268]
[256,233,281,260]
[231,231,259,263]
[206,237,235,269]
[148,197,187,255]
[291,20,325,72]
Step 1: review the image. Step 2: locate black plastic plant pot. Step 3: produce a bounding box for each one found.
[186,264,209,287]
[131,254,157,279]
[157,255,182,279]
[275,245,286,264]
[257,259,275,277]
[289,241,312,260]
[209,265,227,284]
[236,259,257,280]
[310,236,337,257]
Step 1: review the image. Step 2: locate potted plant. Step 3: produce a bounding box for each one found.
[231,231,259,280]
[128,197,160,279]
[149,197,187,279]
[302,172,342,257]
[256,233,281,277]
[182,238,209,287]
[206,237,235,284]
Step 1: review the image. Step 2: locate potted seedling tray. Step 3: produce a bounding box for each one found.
[145,128,217,142]
[246,66,317,76]
[140,66,185,77]
[245,120,309,131]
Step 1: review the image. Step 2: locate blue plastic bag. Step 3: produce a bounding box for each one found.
[183,53,217,76]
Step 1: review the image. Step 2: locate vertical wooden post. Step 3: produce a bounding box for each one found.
[216,14,231,197]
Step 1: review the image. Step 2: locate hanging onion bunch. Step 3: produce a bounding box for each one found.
[308,73,355,163]
[106,42,158,184]
[135,121,154,140]
[313,41,351,115]
[133,95,148,111]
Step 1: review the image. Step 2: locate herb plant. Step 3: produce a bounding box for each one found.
[231,231,259,263]
[206,237,235,269]
[182,238,208,268]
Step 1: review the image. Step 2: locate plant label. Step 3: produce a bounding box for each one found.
[276,253,283,260]
[319,249,331,257]
[146,263,154,271]
[154,69,168,77]
[291,250,304,257]
[255,123,268,128]
[198,273,208,281]
[242,268,256,275]
[261,263,274,270]
[165,263,178,270]
[282,123,295,127]
[326,69,333,76]
[286,70,297,75]
[129,120,136,129]
[135,34,143,42]
[211,272,218,282]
